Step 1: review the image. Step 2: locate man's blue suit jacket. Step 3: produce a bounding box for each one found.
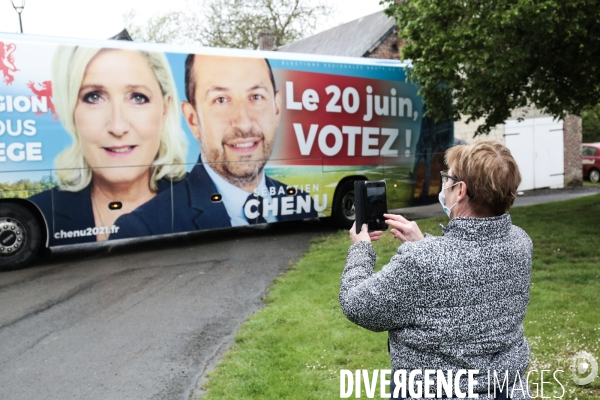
[111,161,318,239]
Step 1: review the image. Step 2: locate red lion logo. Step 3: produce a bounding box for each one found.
[0,41,18,85]
[27,80,56,118]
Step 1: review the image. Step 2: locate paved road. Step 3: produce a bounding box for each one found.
[0,220,335,400]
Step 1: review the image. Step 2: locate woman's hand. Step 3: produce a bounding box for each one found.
[384,213,424,243]
[349,222,383,244]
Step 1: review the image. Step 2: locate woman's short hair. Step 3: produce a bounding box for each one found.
[445,140,521,216]
[52,46,187,192]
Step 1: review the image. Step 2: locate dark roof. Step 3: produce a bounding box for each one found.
[109,29,133,41]
[278,11,396,57]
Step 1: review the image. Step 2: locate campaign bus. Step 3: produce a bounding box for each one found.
[0,33,453,269]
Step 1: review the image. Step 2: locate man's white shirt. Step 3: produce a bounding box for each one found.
[201,155,277,226]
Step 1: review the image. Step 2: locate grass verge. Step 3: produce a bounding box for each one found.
[201,194,600,399]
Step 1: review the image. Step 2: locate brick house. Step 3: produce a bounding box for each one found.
[271,11,582,190]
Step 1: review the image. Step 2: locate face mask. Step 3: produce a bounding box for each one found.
[438,182,459,217]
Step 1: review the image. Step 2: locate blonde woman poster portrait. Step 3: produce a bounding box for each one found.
[29,45,187,245]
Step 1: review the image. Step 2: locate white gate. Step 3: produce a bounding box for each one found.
[504,117,564,191]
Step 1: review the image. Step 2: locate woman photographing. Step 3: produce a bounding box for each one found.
[340,141,532,399]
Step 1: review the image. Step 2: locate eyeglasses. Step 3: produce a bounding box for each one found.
[440,170,460,185]
[440,170,474,198]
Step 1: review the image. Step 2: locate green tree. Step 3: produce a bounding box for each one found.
[124,0,331,49]
[582,105,600,143]
[189,0,330,49]
[383,0,600,135]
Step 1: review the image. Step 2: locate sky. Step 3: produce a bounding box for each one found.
[0,0,386,40]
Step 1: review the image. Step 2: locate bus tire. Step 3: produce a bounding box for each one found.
[333,180,357,230]
[0,203,42,271]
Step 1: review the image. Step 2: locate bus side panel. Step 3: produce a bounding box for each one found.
[1,33,450,243]
[270,66,425,214]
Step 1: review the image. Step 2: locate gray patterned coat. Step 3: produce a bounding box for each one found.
[340,213,533,399]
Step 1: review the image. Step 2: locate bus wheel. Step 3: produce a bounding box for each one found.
[0,203,42,271]
[333,180,356,229]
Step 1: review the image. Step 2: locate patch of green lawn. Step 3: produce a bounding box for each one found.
[201,194,600,399]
